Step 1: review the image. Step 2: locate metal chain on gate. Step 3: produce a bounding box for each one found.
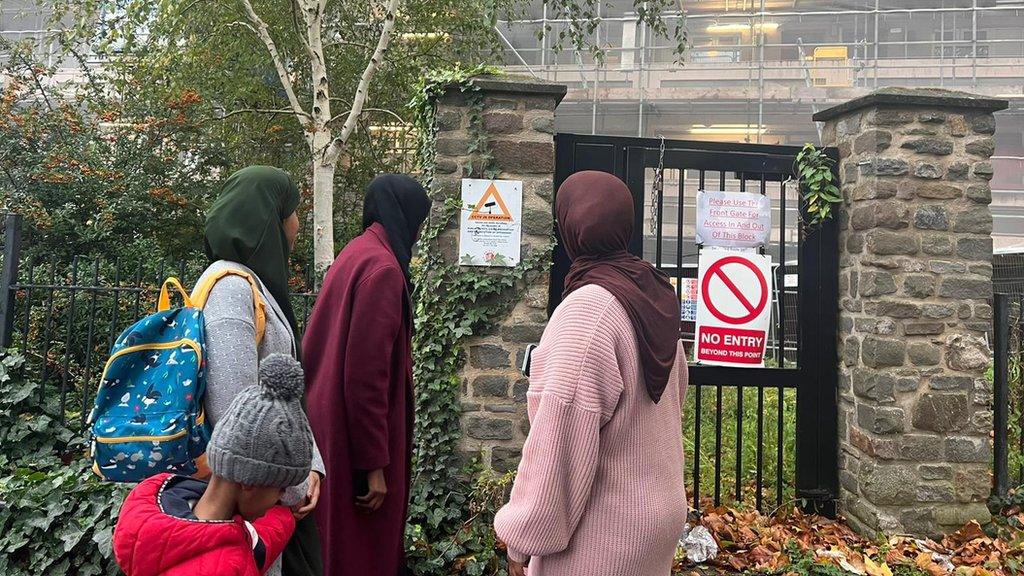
[649,135,666,234]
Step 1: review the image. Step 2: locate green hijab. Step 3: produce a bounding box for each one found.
[204,166,301,347]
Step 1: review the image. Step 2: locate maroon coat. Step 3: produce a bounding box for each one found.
[303,223,414,576]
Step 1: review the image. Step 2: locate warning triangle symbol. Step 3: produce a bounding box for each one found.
[468,182,513,222]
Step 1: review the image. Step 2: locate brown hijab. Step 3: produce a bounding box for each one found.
[557,171,679,403]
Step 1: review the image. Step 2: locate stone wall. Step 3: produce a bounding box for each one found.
[429,76,566,472]
[815,88,1008,536]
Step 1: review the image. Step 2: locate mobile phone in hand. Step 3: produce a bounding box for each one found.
[354,470,369,499]
[521,344,537,377]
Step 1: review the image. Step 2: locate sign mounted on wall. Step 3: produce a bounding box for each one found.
[695,190,772,248]
[459,178,523,267]
[694,248,773,367]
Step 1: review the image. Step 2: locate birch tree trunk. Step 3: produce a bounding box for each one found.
[302,0,339,274]
[311,133,337,271]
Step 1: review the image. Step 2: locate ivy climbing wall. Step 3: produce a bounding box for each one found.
[427,76,566,472]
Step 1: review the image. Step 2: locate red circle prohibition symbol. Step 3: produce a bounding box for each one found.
[700,255,768,325]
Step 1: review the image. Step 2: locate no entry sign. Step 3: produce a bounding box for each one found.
[694,249,773,367]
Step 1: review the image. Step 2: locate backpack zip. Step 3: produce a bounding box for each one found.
[101,338,203,376]
[88,338,203,426]
[93,411,207,444]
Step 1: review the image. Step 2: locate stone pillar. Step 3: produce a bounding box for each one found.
[430,75,566,472]
[815,88,1008,536]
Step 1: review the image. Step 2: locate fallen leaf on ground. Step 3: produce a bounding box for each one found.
[678,498,1021,576]
[864,556,893,576]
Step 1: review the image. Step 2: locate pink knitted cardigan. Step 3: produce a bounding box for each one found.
[494,284,689,576]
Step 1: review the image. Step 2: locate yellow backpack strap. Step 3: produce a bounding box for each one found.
[192,270,267,345]
[157,277,194,311]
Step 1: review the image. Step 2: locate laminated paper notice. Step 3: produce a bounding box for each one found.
[459,179,522,267]
[695,190,771,249]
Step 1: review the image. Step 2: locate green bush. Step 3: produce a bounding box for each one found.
[0,50,223,263]
[685,385,797,507]
[0,350,126,576]
[406,470,514,576]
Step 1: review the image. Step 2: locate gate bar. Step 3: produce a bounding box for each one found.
[993,292,1010,500]
[0,213,23,349]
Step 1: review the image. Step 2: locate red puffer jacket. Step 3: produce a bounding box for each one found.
[114,474,295,576]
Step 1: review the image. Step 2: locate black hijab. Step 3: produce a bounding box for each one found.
[204,166,301,342]
[362,174,431,284]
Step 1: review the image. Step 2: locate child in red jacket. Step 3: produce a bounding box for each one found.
[114,354,315,576]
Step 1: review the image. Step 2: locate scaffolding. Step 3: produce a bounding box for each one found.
[497,1,1024,138]
[497,1,1024,250]
[5,1,1024,249]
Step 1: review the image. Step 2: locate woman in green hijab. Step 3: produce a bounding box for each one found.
[196,166,324,576]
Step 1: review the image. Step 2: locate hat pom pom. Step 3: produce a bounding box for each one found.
[259,354,305,401]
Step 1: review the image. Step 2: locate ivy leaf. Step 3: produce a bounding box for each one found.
[91,526,113,557]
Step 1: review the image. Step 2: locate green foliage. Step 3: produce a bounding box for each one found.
[406,471,515,576]
[0,350,127,576]
[0,43,225,262]
[409,63,503,185]
[48,0,513,255]
[996,332,1024,485]
[685,386,797,506]
[404,65,551,574]
[526,0,688,64]
[794,144,842,231]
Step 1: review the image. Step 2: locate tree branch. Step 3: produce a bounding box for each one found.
[179,0,206,17]
[327,107,407,126]
[323,0,402,163]
[292,0,314,61]
[212,107,312,121]
[225,20,258,35]
[0,154,23,195]
[294,0,333,146]
[239,0,309,126]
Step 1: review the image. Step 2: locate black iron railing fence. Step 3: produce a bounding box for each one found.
[994,292,1024,499]
[0,213,317,429]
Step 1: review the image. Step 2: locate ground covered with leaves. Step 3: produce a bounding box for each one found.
[674,503,1024,576]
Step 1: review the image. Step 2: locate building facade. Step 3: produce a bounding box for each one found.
[6,1,1024,250]
[497,0,1024,251]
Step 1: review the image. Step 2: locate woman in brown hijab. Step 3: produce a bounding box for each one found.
[495,171,689,576]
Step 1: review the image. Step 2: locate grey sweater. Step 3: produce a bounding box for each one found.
[194,261,325,499]
[195,261,325,576]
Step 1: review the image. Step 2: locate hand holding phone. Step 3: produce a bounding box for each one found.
[521,344,537,377]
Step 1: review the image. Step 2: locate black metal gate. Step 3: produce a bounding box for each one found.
[553,133,840,515]
[993,292,1024,500]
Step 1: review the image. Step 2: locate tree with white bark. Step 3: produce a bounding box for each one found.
[54,0,510,273]
[238,0,400,271]
[50,0,686,275]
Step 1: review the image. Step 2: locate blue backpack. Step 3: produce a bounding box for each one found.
[88,274,265,482]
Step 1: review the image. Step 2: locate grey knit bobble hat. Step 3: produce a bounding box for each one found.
[207,354,313,488]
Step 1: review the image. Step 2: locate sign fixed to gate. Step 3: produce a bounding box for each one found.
[459,179,522,267]
[694,249,773,367]
[670,277,699,322]
[695,190,771,248]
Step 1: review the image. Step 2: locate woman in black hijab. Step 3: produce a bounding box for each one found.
[302,174,430,576]
[361,173,433,284]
